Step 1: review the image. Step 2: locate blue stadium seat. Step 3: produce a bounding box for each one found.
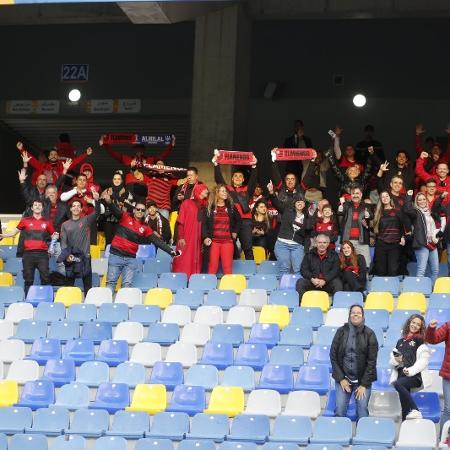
[143,258,171,274]
[263,444,298,450]
[247,323,280,348]
[132,272,158,292]
[234,343,269,370]
[146,412,190,441]
[25,406,70,436]
[411,391,441,422]
[429,293,450,309]
[97,303,128,325]
[211,324,244,347]
[279,274,301,290]
[200,342,234,369]
[402,276,432,295]
[74,274,100,289]
[158,272,188,292]
[106,411,150,439]
[269,345,304,369]
[426,308,450,328]
[370,276,400,295]
[137,244,157,261]
[389,310,420,330]
[150,361,184,390]
[93,436,127,450]
[306,345,331,371]
[135,439,173,450]
[309,416,352,444]
[43,359,76,387]
[185,364,219,391]
[189,274,218,292]
[364,309,390,331]
[81,322,112,344]
[257,261,280,276]
[315,326,338,345]
[376,347,393,369]
[9,434,47,450]
[112,362,146,388]
[232,260,257,277]
[222,365,255,391]
[4,258,23,276]
[90,382,129,413]
[383,328,402,348]
[35,302,65,323]
[186,413,229,442]
[66,304,97,323]
[269,290,298,311]
[227,414,270,444]
[77,361,110,387]
[53,435,86,450]
[333,291,363,308]
[220,443,257,450]
[0,286,24,305]
[26,285,54,306]
[167,384,206,416]
[307,446,343,450]
[0,304,3,319]
[258,364,294,393]
[14,319,47,344]
[372,368,396,392]
[130,305,161,325]
[180,441,215,450]
[0,245,18,260]
[290,307,323,329]
[27,338,61,365]
[145,323,179,345]
[96,339,128,366]
[279,325,313,348]
[174,288,203,309]
[16,380,55,410]
[352,447,388,450]
[294,364,330,395]
[0,406,32,434]
[55,383,90,410]
[269,415,312,444]
[248,274,278,292]
[65,408,109,437]
[205,290,237,310]
[47,320,80,342]
[352,417,396,446]
[63,339,95,365]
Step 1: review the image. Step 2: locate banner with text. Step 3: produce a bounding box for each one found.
[273,148,317,161]
[215,149,256,166]
[103,133,173,146]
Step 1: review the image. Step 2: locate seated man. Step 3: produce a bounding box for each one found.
[296,234,342,303]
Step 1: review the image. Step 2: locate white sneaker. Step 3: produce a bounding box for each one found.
[405,409,422,419]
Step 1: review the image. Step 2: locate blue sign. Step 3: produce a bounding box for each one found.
[61,64,89,82]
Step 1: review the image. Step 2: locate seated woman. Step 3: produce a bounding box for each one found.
[338,240,367,293]
[251,199,275,256]
[390,314,431,420]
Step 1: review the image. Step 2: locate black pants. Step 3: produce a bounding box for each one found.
[341,271,366,292]
[374,240,400,276]
[236,218,254,260]
[392,374,422,419]
[66,259,92,296]
[23,251,50,295]
[296,278,343,305]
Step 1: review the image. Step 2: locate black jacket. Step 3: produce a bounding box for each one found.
[57,247,91,279]
[300,247,341,283]
[330,322,379,387]
[338,201,373,245]
[340,254,368,285]
[202,203,241,240]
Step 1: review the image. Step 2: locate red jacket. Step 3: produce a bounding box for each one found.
[416,157,450,199]
[416,134,450,162]
[425,323,450,379]
[104,143,173,167]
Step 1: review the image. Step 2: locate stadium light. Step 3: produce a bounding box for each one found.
[352,94,366,108]
[68,89,81,102]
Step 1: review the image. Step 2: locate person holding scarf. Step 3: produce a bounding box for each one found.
[390,314,431,420]
[172,183,209,278]
[338,240,367,293]
[145,200,171,244]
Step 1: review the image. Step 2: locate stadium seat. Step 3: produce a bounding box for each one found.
[150,361,184,390]
[429,293,450,309]
[194,305,223,326]
[389,309,420,330]
[179,441,215,450]
[28,338,62,365]
[167,384,206,416]
[112,362,146,388]
[14,319,47,343]
[0,272,14,287]
[145,323,179,346]
[376,347,393,369]
[162,304,191,326]
[3,257,22,275]
[239,288,268,310]
[47,320,80,342]
[397,292,427,314]
[97,303,128,325]
[63,338,95,365]
[145,288,173,309]
[130,304,161,325]
[106,410,150,439]
[370,276,400,295]
[279,274,301,290]
[269,415,312,444]
[395,418,437,447]
[290,307,323,329]
[130,342,162,367]
[226,306,256,327]
[0,286,24,305]
[42,359,75,387]
[323,389,357,421]
[135,439,173,450]
[269,290,298,311]
[227,414,270,444]
[248,323,280,348]
[77,361,109,387]
[264,444,298,450]
[16,379,55,410]
[307,345,331,370]
[200,342,234,369]
[332,291,363,308]
[133,272,159,292]
[66,304,96,323]
[423,369,443,396]
[205,386,244,417]
[189,274,218,292]
[411,391,441,422]
[324,308,349,327]
[81,322,112,343]
[211,324,244,347]
[429,345,445,370]
[293,365,329,395]
[158,272,188,292]
[245,389,281,417]
[180,323,210,346]
[143,258,171,275]
[365,292,394,312]
[259,304,290,329]
[368,391,402,420]
[269,345,304,369]
[166,342,197,367]
[26,285,53,306]
[315,326,338,345]
[93,436,127,450]
[0,338,25,362]
[35,302,65,323]
[426,308,450,328]
[372,367,396,391]
[55,286,83,307]
[127,384,167,414]
[90,382,129,413]
[0,406,32,434]
[26,406,70,436]
[232,260,257,277]
[91,258,108,276]
[5,301,33,323]
[222,365,255,391]
[434,277,450,293]
[364,309,390,331]
[257,261,280,276]
[301,291,330,312]
[90,245,102,259]
[221,443,256,450]
[65,408,109,437]
[52,435,87,450]
[185,364,219,391]
[352,417,396,446]
[186,413,228,442]
[252,246,267,264]
[258,363,294,393]
[235,343,269,370]
[205,290,236,310]
[219,274,247,293]
[9,434,48,450]
[0,380,18,407]
[283,390,321,418]
[402,276,432,295]
[309,416,352,445]
[113,321,144,344]
[279,325,313,348]
[174,289,203,309]
[0,245,18,260]
[146,411,189,440]
[96,339,128,366]
[116,287,143,308]
[248,274,278,292]
[7,360,39,384]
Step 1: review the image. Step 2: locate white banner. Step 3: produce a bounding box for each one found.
[34,100,60,114]
[6,100,60,114]
[116,98,141,113]
[86,99,114,114]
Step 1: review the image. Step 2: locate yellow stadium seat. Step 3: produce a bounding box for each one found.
[253,247,267,264]
[90,245,101,259]
[55,286,83,307]
[301,290,330,312]
[126,384,166,414]
[0,259,3,271]
[100,274,122,291]
[218,274,247,294]
[397,292,427,314]
[0,380,19,407]
[434,277,450,294]
[441,250,448,263]
[169,211,178,239]
[365,292,394,313]
[0,238,15,246]
[205,386,244,417]
[145,288,173,309]
[12,234,20,245]
[5,220,19,232]
[0,272,14,287]
[97,232,106,251]
[259,304,290,329]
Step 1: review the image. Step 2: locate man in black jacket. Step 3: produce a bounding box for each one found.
[283,119,313,179]
[296,234,342,302]
[330,305,379,419]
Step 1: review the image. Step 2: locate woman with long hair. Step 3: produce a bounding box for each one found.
[390,314,431,420]
[251,199,274,251]
[339,240,367,293]
[202,185,240,275]
[373,190,405,276]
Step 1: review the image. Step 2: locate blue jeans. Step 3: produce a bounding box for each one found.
[335,381,370,419]
[274,240,304,275]
[106,254,138,291]
[441,378,450,431]
[415,246,439,284]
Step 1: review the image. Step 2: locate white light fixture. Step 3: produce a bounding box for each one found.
[352,93,366,108]
[68,89,81,102]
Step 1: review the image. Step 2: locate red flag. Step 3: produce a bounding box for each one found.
[274,148,317,161]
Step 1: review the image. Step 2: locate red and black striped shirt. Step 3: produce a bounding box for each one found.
[17,216,55,252]
[212,205,232,243]
[146,175,178,210]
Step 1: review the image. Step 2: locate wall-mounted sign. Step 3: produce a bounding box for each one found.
[86,99,141,114]
[86,99,114,114]
[6,100,60,114]
[61,63,89,82]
